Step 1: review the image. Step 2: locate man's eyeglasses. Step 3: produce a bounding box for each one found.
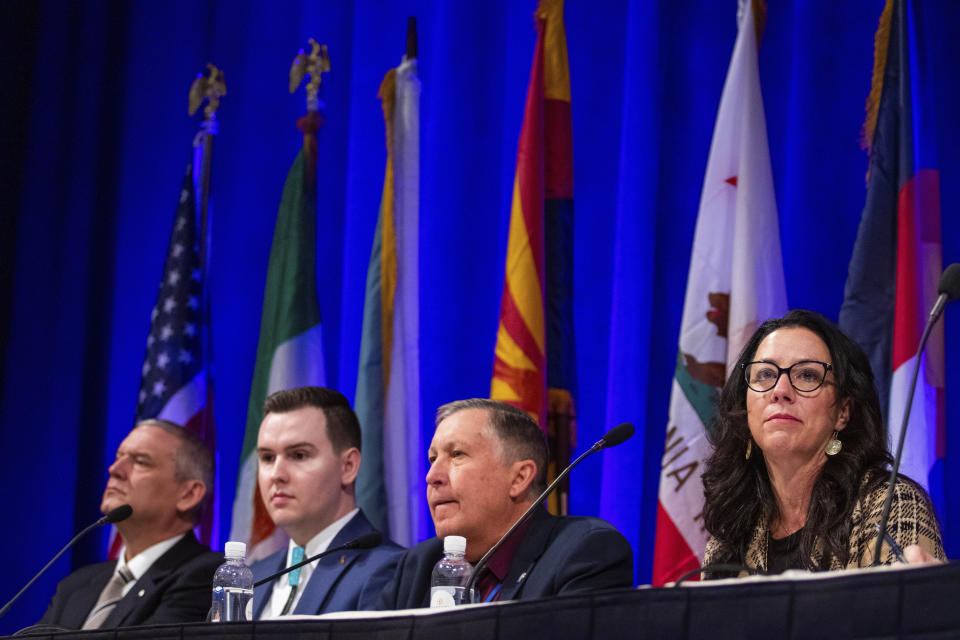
[742,360,832,393]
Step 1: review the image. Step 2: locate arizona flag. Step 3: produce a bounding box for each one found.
[490,0,577,513]
[839,0,944,501]
[652,0,787,585]
[230,111,327,561]
[355,43,422,547]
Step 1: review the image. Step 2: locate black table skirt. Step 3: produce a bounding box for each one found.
[9,561,960,640]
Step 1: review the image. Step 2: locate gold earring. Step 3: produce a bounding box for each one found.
[745,439,753,460]
[825,431,842,456]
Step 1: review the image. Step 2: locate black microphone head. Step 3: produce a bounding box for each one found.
[601,422,635,448]
[347,532,382,549]
[102,504,133,524]
[938,263,960,302]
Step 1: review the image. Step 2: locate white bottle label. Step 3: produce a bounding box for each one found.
[430,586,458,608]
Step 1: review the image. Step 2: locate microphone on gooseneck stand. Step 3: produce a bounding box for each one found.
[252,532,383,588]
[462,422,636,600]
[873,263,960,566]
[0,505,134,620]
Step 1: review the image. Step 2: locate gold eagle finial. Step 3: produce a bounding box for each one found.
[188,63,227,119]
[289,39,331,111]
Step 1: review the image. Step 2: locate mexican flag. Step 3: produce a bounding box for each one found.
[230,112,326,561]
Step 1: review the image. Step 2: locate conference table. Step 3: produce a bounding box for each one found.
[9,561,959,639]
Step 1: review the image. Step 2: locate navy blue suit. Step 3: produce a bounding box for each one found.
[251,510,404,617]
[378,507,634,609]
[38,531,222,629]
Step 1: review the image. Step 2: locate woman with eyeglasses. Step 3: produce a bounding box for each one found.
[700,309,944,578]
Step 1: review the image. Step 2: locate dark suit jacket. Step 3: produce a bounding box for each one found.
[39,531,223,629]
[378,507,634,609]
[251,510,404,618]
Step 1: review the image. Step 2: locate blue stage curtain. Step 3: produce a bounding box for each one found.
[1,0,958,633]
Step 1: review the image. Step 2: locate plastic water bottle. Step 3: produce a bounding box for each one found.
[430,535,474,607]
[209,541,254,622]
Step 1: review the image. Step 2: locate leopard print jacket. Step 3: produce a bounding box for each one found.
[703,474,944,576]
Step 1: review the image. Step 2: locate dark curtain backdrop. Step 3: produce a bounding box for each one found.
[2,0,959,633]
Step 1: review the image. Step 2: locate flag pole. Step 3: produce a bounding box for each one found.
[290,38,331,178]
[187,63,225,544]
[188,63,226,272]
[406,17,417,59]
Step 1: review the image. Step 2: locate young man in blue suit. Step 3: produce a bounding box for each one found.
[251,387,403,618]
[378,399,633,609]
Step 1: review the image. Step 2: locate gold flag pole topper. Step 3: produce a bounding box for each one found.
[188,63,227,121]
[186,63,225,276]
[289,38,331,112]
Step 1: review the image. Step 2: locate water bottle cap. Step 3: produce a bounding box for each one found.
[224,541,246,559]
[443,535,466,554]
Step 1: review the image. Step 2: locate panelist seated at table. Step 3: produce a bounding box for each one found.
[701,310,945,578]
[39,420,222,630]
[378,398,633,609]
[251,387,404,618]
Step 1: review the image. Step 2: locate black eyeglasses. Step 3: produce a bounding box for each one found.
[742,360,832,393]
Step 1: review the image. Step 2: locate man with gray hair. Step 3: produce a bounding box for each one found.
[378,399,633,608]
[38,420,222,629]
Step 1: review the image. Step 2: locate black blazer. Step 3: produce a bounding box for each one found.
[39,531,223,629]
[378,507,634,609]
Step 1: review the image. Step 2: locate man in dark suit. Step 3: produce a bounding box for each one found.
[379,399,633,609]
[39,420,222,629]
[250,387,403,618]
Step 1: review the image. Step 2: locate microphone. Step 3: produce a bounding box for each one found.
[252,532,382,588]
[0,505,133,619]
[600,422,635,448]
[462,422,635,600]
[926,262,960,325]
[101,504,134,525]
[873,263,960,565]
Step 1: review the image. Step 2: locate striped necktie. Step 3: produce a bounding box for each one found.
[82,565,134,629]
[279,546,305,616]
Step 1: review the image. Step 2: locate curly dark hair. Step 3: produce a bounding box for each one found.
[701,309,892,573]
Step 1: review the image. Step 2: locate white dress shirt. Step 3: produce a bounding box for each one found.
[115,533,186,597]
[262,508,359,619]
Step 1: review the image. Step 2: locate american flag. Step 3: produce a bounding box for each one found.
[137,164,209,424]
[109,152,217,556]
